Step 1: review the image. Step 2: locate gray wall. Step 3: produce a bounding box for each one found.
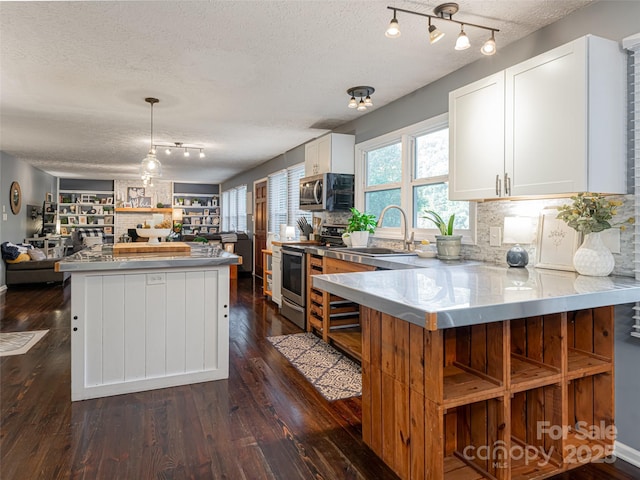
[0,151,57,287]
[221,0,640,452]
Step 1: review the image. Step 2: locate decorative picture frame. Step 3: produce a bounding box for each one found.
[45,192,53,202]
[78,215,87,225]
[127,187,145,207]
[139,196,152,208]
[536,208,581,271]
[68,216,78,225]
[107,197,114,204]
[104,226,113,235]
[81,194,92,203]
[60,226,69,235]
[224,243,235,253]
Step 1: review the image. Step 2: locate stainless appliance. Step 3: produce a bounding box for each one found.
[299,173,355,211]
[281,244,306,329]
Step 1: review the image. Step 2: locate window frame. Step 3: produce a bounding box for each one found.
[355,113,477,244]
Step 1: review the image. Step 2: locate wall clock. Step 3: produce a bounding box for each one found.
[10,181,22,215]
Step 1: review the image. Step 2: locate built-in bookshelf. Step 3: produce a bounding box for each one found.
[172,182,220,235]
[57,179,115,240]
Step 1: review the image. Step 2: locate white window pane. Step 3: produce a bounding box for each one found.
[415,128,449,179]
[414,183,469,230]
[222,191,230,231]
[237,185,247,232]
[366,143,402,186]
[287,164,311,229]
[365,188,401,226]
[268,170,288,233]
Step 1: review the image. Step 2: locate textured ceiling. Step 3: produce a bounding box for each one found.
[0,0,592,183]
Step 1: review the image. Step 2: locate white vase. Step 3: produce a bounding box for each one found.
[349,231,369,248]
[573,232,614,276]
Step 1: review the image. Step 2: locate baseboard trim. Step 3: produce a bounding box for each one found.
[615,441,640,468]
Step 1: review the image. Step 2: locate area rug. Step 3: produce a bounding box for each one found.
[267,332,361,401]
[0,330,49,357]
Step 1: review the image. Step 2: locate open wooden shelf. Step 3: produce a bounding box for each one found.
[443,364,504,408]
[510,437,562,480]
[328,328,362,362]
[567,348,612,379]
[510,354,562,392]
[115,207,172,213]
[444,455,489,479]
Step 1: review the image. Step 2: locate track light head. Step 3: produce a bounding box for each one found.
[385,12,401,38]
[428,24,445,44]
[481,32,497,55]
[454,26,470,50]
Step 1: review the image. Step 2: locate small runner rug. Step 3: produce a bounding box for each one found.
[0,330,49,357]
[267,332,361,401]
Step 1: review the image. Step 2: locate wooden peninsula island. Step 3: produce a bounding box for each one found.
[313,265,640,480]
[57,242,239,401]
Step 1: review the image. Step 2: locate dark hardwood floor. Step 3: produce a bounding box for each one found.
[1,277,639,479]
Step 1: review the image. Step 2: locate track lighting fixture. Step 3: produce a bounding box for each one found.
[346,86,375,112]
[152,141,206,159]
[385,2,499,55]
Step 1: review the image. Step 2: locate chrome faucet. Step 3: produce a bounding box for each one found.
[377,205,414,251]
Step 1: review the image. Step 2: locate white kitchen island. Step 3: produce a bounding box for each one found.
[56,243,240,401]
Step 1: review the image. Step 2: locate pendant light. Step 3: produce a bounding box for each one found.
[428,18,444,44]
[346,86,375,112]
[140,97,162,178]
[481,31,497,55]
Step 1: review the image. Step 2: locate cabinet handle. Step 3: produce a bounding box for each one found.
[495,174,501,196]
[505,173,511,196]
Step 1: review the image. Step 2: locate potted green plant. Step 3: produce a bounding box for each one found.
[345,207,377,247]
[422,210,462,260]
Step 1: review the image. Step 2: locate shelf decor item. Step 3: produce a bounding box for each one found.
[346,207,377,248]
[421,210,462,260]
[557,193,633,276]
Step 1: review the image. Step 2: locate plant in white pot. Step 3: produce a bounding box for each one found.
[345,207,377,248]
[557,192,633,276]
[422,210,462,260]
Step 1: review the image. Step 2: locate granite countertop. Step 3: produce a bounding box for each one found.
[56,243,240,272]
[312,264,640,330]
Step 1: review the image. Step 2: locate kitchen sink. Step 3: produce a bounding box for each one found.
[333,247,417,257]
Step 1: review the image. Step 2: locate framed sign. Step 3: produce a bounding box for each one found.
[127,187,145,207]
[536,208,581,271]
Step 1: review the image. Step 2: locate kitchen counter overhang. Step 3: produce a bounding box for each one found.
[312,265,640,330]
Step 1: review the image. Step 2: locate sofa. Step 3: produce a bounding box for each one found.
[2,242,69,286]
[182,232,252,273]
[5,258,69,286]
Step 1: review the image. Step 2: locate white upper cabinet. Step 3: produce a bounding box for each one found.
[450,35,626,201]
[449,72,505,199]
[304,133,355,176]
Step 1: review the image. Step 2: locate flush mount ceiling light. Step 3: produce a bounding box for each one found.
[347,86,375,112]
[154,141,206,159]
[385,2,499,56]
[140,97,162,179]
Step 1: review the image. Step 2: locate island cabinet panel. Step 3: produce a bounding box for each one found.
[71,266,230,401]
[360,306,614,480]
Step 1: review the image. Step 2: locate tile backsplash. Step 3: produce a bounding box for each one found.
[322,194,635,278]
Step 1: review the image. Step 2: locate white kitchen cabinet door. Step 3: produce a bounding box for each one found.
[304,133,355,177]
[449,35,626,201]
[505,35,626,196]
[305,141,320,176]
[449,72,505,200]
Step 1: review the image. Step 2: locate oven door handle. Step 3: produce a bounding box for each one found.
[283,250,304,258]
[282,297,305,313]
[313,180,322,204]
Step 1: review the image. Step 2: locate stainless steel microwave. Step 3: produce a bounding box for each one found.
[299,173,354,211]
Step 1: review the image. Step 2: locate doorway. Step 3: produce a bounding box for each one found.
[253,179,267,279]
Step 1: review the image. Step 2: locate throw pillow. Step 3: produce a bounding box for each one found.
[28,249,47,261]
